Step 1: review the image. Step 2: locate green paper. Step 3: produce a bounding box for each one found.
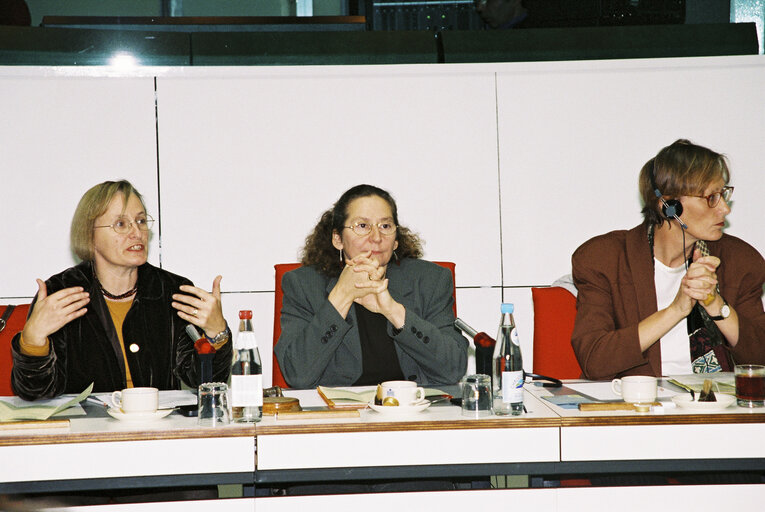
[0,383,94,422]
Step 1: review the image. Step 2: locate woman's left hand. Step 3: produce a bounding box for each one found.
[172,275,227,338]
[681,249,720,304]
[354,276,406,329]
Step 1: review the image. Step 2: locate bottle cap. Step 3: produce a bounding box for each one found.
[501,303,514,314]
[239,310,253,319]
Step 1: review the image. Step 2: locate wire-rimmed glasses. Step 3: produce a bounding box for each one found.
[94,215,155,234]
[344,221,397,237]
[688,186,734,208]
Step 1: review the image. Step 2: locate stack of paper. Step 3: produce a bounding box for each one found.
[0,383,93,422]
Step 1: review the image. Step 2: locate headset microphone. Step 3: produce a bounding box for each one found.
[655,191,688,230]
[651,158,688,230]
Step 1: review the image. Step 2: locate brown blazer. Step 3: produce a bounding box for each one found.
[572,224,765,380]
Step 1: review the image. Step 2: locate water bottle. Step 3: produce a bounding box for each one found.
[230,310,263,423]
[493,303,524,416]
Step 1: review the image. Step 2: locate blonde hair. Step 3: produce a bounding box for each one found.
[70,180,146,261]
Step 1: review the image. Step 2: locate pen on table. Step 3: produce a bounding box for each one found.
[85,396,109,408]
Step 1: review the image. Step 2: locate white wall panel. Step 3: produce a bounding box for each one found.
[498,57,765,286]
[155,69,502,292]
[1,56,763,390]
[1,76,159,297]
[455,286,502,375]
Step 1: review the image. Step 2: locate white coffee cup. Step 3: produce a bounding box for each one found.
[380,380,425,405]
[111,387,159,414]
[611,376,657,404]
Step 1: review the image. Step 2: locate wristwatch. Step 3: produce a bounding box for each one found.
[708,299,731,321]
[206,326,230,345]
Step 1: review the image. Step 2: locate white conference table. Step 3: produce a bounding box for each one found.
[254,383,765,487]
[2,383,765,511]
[0,406,256,495]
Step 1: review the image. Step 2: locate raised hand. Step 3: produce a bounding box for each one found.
[172,275,227,338]
[21,279,90,347]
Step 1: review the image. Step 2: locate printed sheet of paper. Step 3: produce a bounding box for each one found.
[0,383,93,422]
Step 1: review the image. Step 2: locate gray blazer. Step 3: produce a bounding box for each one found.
[275,258,468,388]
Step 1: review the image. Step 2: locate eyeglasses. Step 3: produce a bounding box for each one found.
[344,221,397,237]
[94,215,155,234]
[688,186,734,208]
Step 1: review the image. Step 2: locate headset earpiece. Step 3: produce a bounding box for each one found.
[651,158,687,229]
[660,197,683,219]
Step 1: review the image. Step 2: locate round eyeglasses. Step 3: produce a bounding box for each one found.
[688,186,734,208]
[95,215,155,234]
[344,221,397,237]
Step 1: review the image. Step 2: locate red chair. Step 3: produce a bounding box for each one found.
[531,286,582,380]
[273,262,457,388]
[0,304,30,396]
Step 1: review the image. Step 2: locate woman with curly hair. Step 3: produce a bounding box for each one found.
[275,184,467,388]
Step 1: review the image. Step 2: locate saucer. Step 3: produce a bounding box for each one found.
[107,408,174,422]
[368,399,430,415]
[671,393,735,411]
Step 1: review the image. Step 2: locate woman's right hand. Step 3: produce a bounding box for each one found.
[328,252,382,317]
[671,248,720,316]
[21,279,90,347]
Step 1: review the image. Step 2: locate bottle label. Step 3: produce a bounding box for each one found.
[231,374,263,407]
[510,327,520,347]
[501,370,524,403]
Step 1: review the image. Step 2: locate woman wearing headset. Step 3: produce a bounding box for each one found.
[571,139,765,380]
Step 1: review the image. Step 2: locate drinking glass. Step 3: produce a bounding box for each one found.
[735,364,765,408]
[198,382,231,426]
[461,374,493,418]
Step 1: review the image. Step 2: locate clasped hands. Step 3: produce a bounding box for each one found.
[330,252,406,328]
[672,248,724,317]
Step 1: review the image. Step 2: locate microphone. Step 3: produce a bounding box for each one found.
[187,324,216,384]
[454,318,495,376]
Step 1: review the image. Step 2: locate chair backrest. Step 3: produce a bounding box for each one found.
[272,263,302,388]
[273,261,457,389]
[0,304,30,396]
[531,287,582,379]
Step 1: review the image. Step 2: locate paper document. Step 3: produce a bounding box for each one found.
[0,383,93,422]
[317,386,448,409]
[667,373,735,394]
[565,381,677,401]
[317,386,377,409]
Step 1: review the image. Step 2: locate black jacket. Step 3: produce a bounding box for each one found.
[11,261,231,400]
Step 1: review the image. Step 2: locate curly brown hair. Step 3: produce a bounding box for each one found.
[300,184,423,277]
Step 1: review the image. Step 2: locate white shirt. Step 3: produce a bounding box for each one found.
[655,258,692,375]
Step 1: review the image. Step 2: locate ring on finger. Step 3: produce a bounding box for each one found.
[192,308,198,317]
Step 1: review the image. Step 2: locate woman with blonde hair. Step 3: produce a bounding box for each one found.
[12,180,231,399]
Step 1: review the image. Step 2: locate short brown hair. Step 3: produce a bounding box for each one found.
[639,139,730,226]
[70,180,146,261]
